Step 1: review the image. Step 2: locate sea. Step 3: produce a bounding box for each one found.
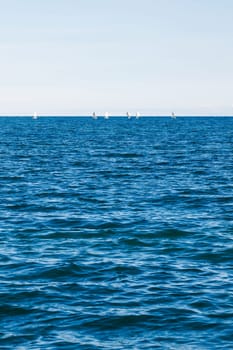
[1,116,233,349]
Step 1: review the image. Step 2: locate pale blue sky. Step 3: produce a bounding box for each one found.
[0,0,233,115]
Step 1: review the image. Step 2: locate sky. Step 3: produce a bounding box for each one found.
[0,0,233,116]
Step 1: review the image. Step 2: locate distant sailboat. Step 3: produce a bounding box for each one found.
[33,112,38,120]
[136,112,140,119]
[104,112,109,119]
[171,112,176,119]
[126,112,131,119]
[92,112,97,119]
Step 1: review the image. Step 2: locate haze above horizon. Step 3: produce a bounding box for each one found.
[1,0,233,116]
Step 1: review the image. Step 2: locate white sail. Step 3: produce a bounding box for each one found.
[104,112,109,119]
[92,112,97,119]
[126,112,131,119]
[136,112,140,119]
[33,112,38,120]
[171,112,176,119]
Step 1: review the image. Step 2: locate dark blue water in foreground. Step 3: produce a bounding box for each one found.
[1,117,233,349]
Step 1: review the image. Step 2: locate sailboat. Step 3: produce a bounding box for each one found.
[92,112,97,119]
[126,112,131,119]
[104,112,109,119]
[33,112,38,120]
[136,112,140,119]
[171,112,176,119]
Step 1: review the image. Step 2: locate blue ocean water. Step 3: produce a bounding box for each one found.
[0,116,233,349]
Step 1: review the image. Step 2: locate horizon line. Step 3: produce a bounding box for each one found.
[0,115,233,118]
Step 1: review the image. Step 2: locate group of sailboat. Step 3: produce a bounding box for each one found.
[33,111,176,120]
[92,112,141,119]
[92,112,110,119]
[127,112,141,119]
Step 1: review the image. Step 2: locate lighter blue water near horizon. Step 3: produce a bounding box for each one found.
[1,117,233,349]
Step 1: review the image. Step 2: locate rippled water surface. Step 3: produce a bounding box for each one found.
[1,117,233,349]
